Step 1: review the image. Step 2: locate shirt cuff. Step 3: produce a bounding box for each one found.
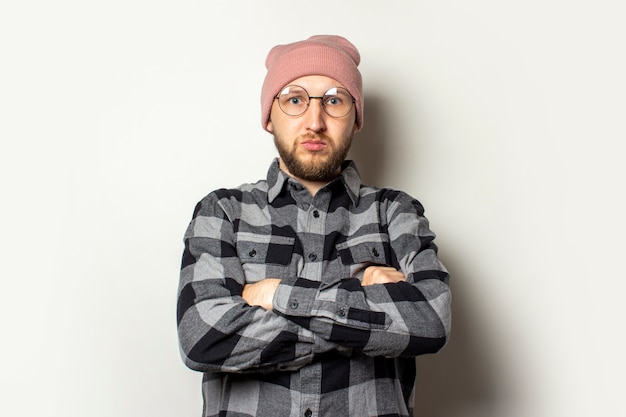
[273,276,319,317]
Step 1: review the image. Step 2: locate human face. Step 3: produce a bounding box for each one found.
[267,75,358,183]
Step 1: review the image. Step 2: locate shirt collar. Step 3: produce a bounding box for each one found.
[266,158,362,206]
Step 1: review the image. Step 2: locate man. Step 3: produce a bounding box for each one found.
[177,35,451,417]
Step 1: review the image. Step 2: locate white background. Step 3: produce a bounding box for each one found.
[1,1,624,416]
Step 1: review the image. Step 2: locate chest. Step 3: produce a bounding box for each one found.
[231,200,393,283]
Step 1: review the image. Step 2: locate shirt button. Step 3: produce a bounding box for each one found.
[249,249,257,257]
[308,253,317,261]
[290,300,299,310]
[312,210,320,218]
[372,247,379,257]
[304,409,312,417]
[338,307,347,317]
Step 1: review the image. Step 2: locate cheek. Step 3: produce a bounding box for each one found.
[340,122,357,138]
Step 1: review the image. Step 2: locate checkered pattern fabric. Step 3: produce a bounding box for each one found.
[178,159,451,417]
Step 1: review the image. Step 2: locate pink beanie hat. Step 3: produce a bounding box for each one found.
[261,35,363,132]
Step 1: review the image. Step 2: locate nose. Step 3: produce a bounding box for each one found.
[305,98,327,132]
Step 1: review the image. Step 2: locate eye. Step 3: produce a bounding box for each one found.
[288,96,305,105]
[324,96,343,106]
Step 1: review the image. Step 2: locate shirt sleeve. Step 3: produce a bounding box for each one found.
[272,191,451,358]
[177,193,345,374]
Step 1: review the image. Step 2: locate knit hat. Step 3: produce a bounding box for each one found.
[261,35,363,132]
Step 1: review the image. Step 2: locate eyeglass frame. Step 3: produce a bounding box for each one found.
[274,85,356,118]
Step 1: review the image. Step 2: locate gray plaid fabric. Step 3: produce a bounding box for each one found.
[178,159,451,417]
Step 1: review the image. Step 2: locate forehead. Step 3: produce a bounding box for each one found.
[284,75,346,92]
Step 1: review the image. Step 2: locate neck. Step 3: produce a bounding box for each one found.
[298,179,327,196]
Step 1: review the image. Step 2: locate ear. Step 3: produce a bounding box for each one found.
[267,119,274,133]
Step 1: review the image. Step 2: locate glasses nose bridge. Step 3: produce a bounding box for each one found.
[306,95,326,114]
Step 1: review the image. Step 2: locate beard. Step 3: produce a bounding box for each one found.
[274,132,353,182]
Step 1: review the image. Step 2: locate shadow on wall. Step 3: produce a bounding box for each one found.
[350,95,507,417]
[413,254,507,417]
[348,94,390,187]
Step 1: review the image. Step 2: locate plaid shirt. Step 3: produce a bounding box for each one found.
[178,159,451,417]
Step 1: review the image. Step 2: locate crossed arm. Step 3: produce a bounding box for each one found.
[178,192,450,374]
[243,266,407,310]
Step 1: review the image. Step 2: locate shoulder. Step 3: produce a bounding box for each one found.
[193,179,269,219]
[358,185,426,216]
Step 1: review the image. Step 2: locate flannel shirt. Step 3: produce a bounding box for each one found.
[177,159,451,417]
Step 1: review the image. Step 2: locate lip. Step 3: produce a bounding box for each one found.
[301,139,327,152]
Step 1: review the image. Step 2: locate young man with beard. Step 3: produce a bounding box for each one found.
[177,35,451,417]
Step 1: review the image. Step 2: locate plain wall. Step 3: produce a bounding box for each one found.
[1,1,624,416]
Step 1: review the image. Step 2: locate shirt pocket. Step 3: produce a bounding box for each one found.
[236,232,296,283]
[336,233,391,278]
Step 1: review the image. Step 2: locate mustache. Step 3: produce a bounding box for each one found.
[299,132,331,141]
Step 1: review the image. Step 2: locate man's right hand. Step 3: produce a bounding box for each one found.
[362,266,407,286]
[242,278,281,310]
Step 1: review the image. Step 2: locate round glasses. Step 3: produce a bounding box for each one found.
[275,85,355,118]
